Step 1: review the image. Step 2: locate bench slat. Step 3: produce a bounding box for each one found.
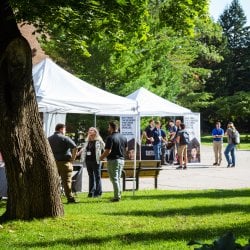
[100,160,162,190]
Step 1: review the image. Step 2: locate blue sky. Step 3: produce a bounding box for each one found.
[209,0,250,25]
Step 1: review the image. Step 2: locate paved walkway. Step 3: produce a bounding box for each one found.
[80,146,250,193]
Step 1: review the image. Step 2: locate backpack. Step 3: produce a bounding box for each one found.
[180,131,190,145]
[231,130,240,145]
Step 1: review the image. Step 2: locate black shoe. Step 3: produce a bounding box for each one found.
[176,166,183,170]
[93,195,102,198]
[110,197,120,202]
[183,166,187,170]
[231,165,235,167]
[227,164,231,168]
[213,162,218,166]
[67,197,77,203]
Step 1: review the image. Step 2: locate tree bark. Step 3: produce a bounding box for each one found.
[0,35,64,220]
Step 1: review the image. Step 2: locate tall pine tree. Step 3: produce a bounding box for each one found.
[218,0,250,95]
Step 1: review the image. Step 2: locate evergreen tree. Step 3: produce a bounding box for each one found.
[204,0,250,130]
[218,0,250,95]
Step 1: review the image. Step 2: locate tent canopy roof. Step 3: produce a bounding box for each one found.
[32,58,137,115]
[126,87,191,116]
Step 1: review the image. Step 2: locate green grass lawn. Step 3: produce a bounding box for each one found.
[201,134,250,150]
[1,189,250,249]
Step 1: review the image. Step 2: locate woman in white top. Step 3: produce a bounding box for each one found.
[79,127,105,197]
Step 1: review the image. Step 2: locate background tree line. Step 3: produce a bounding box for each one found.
[11,0,250,132]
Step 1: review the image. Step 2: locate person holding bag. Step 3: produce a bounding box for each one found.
[224,122,238,168]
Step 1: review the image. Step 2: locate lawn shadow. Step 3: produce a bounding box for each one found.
[104,203,250,217]
[12,221,250,248]
[123,189,250,200]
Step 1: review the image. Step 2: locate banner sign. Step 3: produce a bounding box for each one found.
[120,116,140,160]
[184,113,201,163]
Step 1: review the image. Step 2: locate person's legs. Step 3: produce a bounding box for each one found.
[161,144,167,165]
[218,142,223,165]
[174,143,179,164]
[183,145,188,169]
[86,161,95,197]
[107,159,124,200]
[153,144,161,160]
[168,146,174,164]
[177,145,184,169]
[93,162,102,197]
[213,141,219,164]
[57,161,74,201]
[224,144,234,166]
[230,145,236,166]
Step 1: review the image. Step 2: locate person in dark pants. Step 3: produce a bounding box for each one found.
[173,119,182,165]
[78,127,105,198]
[166,120,177,164]
[224,122,237,168]
[48,123,77,203]
[152,121,167,162]
[100,121,127,202]
[142,119,155,145]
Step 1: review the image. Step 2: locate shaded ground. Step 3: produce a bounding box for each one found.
[80,146,250,193]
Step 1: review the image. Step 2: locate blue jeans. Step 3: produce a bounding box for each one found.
[224,143,236,166]
[153,144,161,160]
[107,159,124,199]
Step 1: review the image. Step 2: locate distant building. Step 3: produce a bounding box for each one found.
[19,23,48,65]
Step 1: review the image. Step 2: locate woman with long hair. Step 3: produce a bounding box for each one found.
[79,127,105,197]
[224,122,237,167]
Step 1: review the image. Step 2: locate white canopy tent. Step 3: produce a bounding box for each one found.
[124,87,200,166]
[33,58,137,115]
[126,87,191,116]
[32,59,139,193]
[32,58,138,136]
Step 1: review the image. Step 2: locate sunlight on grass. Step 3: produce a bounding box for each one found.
[201,134,250,150]
[1,189,250,249]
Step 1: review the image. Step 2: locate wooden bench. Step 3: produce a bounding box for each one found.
[137,160,162,190]
[101,160,162,191]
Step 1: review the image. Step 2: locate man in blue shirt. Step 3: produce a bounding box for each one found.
[152,121,167,161]
[211,122,224,166]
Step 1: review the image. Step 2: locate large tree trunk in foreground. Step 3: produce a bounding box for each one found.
[0,2,64,220]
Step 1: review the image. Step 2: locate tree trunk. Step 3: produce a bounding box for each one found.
[0,36,64,220]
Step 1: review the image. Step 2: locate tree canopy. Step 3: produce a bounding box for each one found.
[10,0,250,131]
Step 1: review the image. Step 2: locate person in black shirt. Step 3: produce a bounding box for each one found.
[100,121,127,202]
[142,119,155,145]
[48,123,77,203]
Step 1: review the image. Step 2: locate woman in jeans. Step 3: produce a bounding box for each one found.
[224,122,237,168]
[79,127,105,197]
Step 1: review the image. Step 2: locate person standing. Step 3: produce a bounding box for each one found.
[173,119,182,165]
[99,121,127,202]
[152,121,167,162]
[211,122,224,166]
[142,119,155,145]
[224,122,237,168]
[176,123,189,170]
[166,120,177,164]
[48,123,77,203]
[79,127,105,198]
